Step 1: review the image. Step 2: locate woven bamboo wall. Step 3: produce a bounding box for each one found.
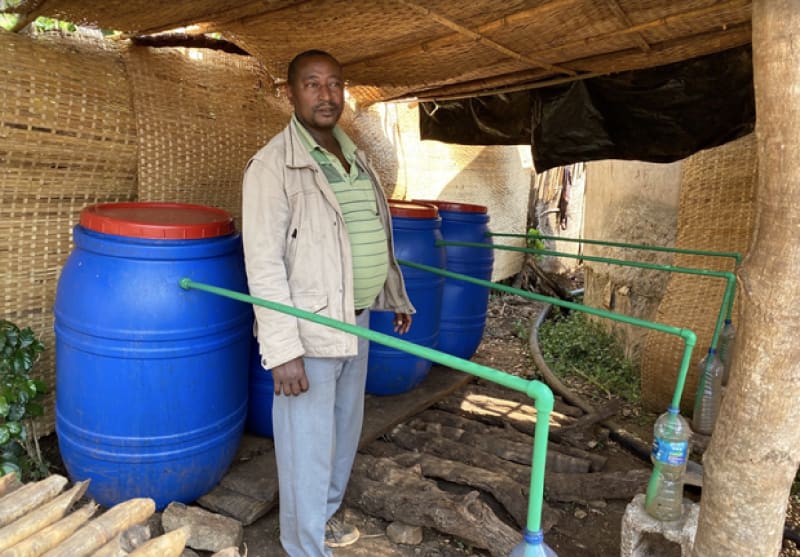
[124,45,287,224]
[640,133,758,412]
[0,33,139,433]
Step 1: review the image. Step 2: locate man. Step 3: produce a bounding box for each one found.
[241,50,414,557]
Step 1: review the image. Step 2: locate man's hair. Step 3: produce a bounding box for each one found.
[287,50,339,85]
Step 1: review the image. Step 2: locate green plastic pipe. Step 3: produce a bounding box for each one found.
[488,231,743,268]
[178,278,554,536]
[395,259,697,510]
[438,241,734,354]
[439,241,734,413]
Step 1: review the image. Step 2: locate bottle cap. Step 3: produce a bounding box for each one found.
[709,347,716,355]
[724,318,732,325]
[523,529,544,544]
[667,406,680,415]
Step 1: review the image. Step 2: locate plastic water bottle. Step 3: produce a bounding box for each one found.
[509,529,557,557]
[645,407,690,521]
[718,319,737,385]
[692,348,724,435]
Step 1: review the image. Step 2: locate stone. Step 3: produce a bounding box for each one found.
[180,549,200,557]
[386,521,424,545]
[163,501,244,553]
[620,493,699,557]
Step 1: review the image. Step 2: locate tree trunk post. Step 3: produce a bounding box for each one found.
[692,1,800,555]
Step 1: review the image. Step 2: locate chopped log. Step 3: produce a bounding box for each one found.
[126,526,189,557]
[435,386,577,436]
[0,474,21,498]
[348,455,520,557]
[548,400,620,443]
[468,380,584,418]
[1,502,97,557]
[89,524,151,557]
[0,480,89,552]
[407,419,590,473]
[388,424,531,485]
[544,469,651,503]
[388,450,561,531]
[42,498,156,557]
[0,475,69,528]
[417,409,607,471]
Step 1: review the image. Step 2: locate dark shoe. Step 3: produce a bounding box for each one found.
[325,516,360,548]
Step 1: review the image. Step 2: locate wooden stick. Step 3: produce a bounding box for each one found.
[396,0,576,76]
[0,481,89,552]
[1,502,98,557]
[0,475,69,528]
[126,526,189,557]
[603,0,650,52]
[42,498,155,557]
[89,524,151,557]
[0,474,21,499]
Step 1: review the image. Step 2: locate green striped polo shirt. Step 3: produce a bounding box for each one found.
[293,115,389,310]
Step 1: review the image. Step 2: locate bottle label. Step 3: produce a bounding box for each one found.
[652,438,688,465]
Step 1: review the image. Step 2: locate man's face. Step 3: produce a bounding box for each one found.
[287,54,344,132]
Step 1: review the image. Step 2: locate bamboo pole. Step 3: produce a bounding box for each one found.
[0,476,68,529]
[0,481,89,552]
[41,499,155,557]
[0,501,97,557]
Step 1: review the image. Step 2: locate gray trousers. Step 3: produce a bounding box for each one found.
[272,310,370,557]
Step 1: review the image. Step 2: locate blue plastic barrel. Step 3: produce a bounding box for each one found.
[54,202,251,509]
[245,339,274,438]
[366,201,445,395]
[413,200,494,359]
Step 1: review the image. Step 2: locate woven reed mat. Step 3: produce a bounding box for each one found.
[124,45,288,225]
[640,133,757,412]
[0,33,138,433]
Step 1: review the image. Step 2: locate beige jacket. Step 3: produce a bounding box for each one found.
[242,123,414,369]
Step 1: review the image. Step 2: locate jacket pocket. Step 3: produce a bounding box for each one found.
[292,292,328,314]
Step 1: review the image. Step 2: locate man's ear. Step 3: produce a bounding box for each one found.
[283,82,293,105]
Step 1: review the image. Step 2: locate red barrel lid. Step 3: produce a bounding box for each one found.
[412,199,488,214]
[80,202,235,239]
[388,200,439,219]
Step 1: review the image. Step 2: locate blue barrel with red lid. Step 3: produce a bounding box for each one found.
[366,201,445,395]
[54,202,251,509]
[412,200,494,360]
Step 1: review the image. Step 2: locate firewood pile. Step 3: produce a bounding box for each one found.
[348,380,652,557]
[0,473,244,557]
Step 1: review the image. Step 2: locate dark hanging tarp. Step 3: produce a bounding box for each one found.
[419,45,755,173]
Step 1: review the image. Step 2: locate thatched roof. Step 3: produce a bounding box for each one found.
[11,0,751,102]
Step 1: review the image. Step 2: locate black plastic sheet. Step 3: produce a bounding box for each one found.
[419,46,755,173]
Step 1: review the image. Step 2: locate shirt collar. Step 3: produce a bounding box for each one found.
[291,113,357,161]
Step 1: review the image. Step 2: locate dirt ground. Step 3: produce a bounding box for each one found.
[41,292,800,556]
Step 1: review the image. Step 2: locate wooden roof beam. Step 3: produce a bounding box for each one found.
[393,0,576,77]
[604,0,650,52]
[399,21,752,102]
[116,1,308,39]
[345,0,747,76]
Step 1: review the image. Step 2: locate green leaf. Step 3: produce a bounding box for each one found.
[7,404,24,422]
[0,462,20,478]
[5,422,21,437]
[32,380,47,394]
[0,396,8,417]
[0,426,10,445]
[26,403,43,418]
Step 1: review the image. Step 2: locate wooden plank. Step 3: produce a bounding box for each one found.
[360,365,475,448]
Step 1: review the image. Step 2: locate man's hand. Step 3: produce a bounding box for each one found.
[393,313,413,335]
[272,357,309,396]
